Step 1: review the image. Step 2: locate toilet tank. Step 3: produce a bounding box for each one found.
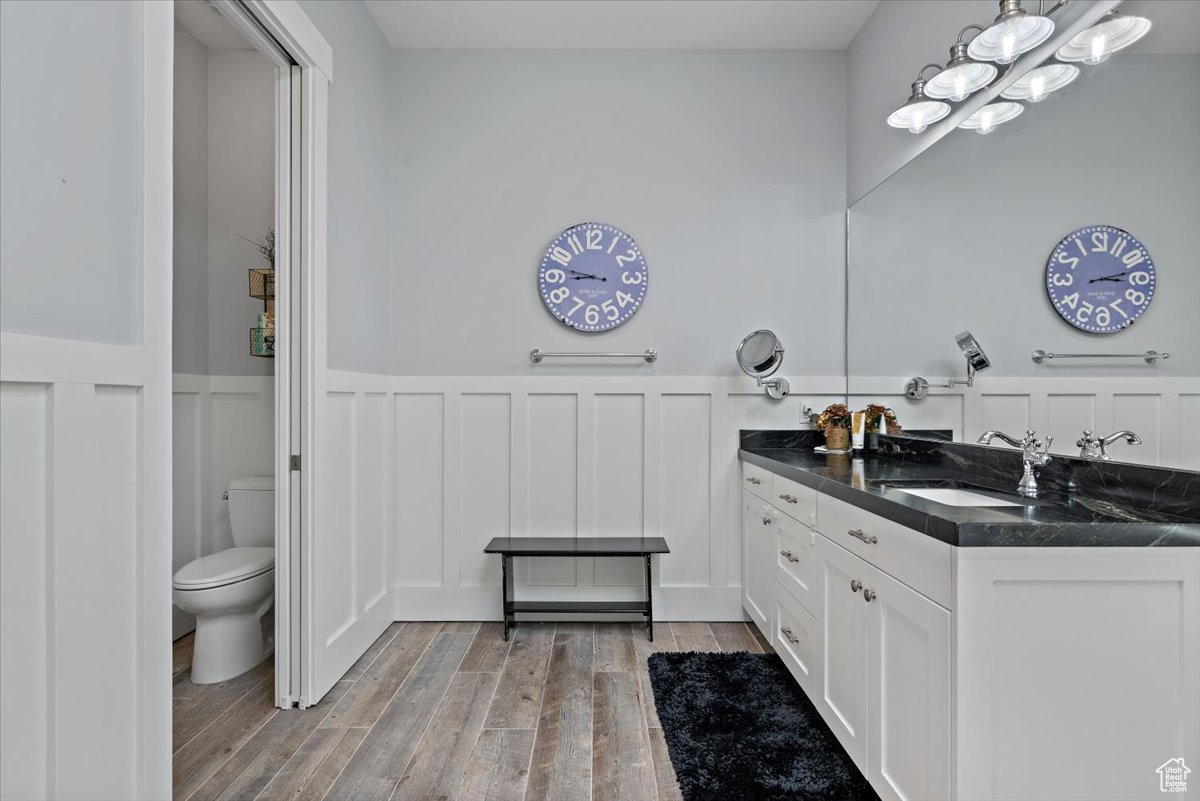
[227,476,275,547]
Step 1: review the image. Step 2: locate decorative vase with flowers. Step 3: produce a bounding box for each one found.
[811,403,852,451]
[864,404,901,448]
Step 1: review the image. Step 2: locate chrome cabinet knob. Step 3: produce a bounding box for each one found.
[863,588,876,603]
[848,528,879,545]
[778,493,798,504]
[780,626,800,644]
[781,550,800,563]
[746,477,762,485]
[850,579,862,593]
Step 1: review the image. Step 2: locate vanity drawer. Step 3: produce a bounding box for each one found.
[772,473,817,527]
[742,460,773,501]
[775,513,816,613]
[816,494,952,609]
[773,579,818,694]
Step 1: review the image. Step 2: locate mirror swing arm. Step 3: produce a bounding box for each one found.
[905,330,992,400]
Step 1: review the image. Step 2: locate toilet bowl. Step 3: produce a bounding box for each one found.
[174,476,274,684]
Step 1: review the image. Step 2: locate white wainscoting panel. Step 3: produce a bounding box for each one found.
[1,368,165,799]
[851,376,1200,469]
[385,375,848,621]
[171,375,275,639]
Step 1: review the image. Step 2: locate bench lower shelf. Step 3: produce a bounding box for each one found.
[505,600,651,615]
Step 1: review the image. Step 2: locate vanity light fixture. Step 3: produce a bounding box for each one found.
[958,101,1024,134]
[968,0,1055,65]
[925,25,1000,102]
[1055,10,1152,65]
[1000,61,1079,102]
[886,64,951,134]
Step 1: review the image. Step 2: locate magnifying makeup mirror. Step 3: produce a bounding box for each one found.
[905,330,990,400]
[736,329,791,400]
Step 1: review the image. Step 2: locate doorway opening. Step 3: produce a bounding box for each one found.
[170,0,302,752]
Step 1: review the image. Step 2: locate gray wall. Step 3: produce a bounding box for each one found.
[848,55,1200,379]
[206,51,276,376]
[388,49,847,376]
[172,33,275,377]
[173,24,210,374]
[299,0,394,375]
[1,0,140,344]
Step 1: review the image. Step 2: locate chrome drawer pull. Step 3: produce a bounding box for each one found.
[863,588,877,603]
[746,476,762,485]
[780,626,801,644]
[778,493,798,504]
[850,579,862,593]
[780,550,800,563]
[847,528,878,545]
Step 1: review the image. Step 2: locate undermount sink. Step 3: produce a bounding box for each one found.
[893,487,1021,507]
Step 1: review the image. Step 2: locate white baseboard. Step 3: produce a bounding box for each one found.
[391,585,744,622]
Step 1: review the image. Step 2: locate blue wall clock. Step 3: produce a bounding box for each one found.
[1046,224,1156,334]
[538,222,647,332]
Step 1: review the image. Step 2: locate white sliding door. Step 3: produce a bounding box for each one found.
[0,2,173,798]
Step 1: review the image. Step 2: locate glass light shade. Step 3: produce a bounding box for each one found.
[887,99,951,134]
[925,61,999,101]
[958,101,1023,134]
[1056,14,1152,65]
[968,14,1055,64]
[1000,63,1079,102]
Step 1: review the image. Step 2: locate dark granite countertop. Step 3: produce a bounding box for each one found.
[739,431,1200,548]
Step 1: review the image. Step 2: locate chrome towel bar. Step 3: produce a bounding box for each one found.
[1031,349,1169,364]
[530,349,657,364]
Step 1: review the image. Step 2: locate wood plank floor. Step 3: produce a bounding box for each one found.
[173,620,770,801]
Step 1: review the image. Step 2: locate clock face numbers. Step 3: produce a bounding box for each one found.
[1045,225,1155,334]
[538,222,648,332]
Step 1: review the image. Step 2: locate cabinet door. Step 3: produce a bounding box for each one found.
[866,566,951,801]
[816,534,869,770]
[741,491,771,630]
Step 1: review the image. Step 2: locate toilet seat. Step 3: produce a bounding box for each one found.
[173,547,275,591]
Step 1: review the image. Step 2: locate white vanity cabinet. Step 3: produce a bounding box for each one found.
[741,456,1200,801]
[741,459,954,800]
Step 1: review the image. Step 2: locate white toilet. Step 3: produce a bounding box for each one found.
[174,476,275,684]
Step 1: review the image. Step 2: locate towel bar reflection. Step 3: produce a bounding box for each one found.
[1031,349,1169,364]
[530,349,657,364]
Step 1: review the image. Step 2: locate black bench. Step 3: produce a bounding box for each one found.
[482,537,670,641]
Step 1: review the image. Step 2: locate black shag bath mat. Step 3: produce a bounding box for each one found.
[648,651,879,801]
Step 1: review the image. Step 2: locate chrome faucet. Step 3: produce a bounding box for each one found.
[1076,430,1141,460]
[977,429,1053,497]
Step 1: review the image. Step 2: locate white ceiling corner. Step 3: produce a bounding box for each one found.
[363,0,881,50]
[174,0,257,51]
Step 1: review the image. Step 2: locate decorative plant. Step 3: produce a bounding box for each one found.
[239,227,275,269]
[811,403,852,433]
[864,403,901,434]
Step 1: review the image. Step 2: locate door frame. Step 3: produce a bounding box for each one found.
[207,0,331,708]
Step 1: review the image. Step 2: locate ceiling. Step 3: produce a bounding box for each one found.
[175,0,255,50]
[364,0,881,50]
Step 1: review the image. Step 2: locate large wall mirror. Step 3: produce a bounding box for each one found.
[847,0,1200,470]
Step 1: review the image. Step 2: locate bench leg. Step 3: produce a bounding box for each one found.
[645,554,654,642]
[501,554,511,641]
